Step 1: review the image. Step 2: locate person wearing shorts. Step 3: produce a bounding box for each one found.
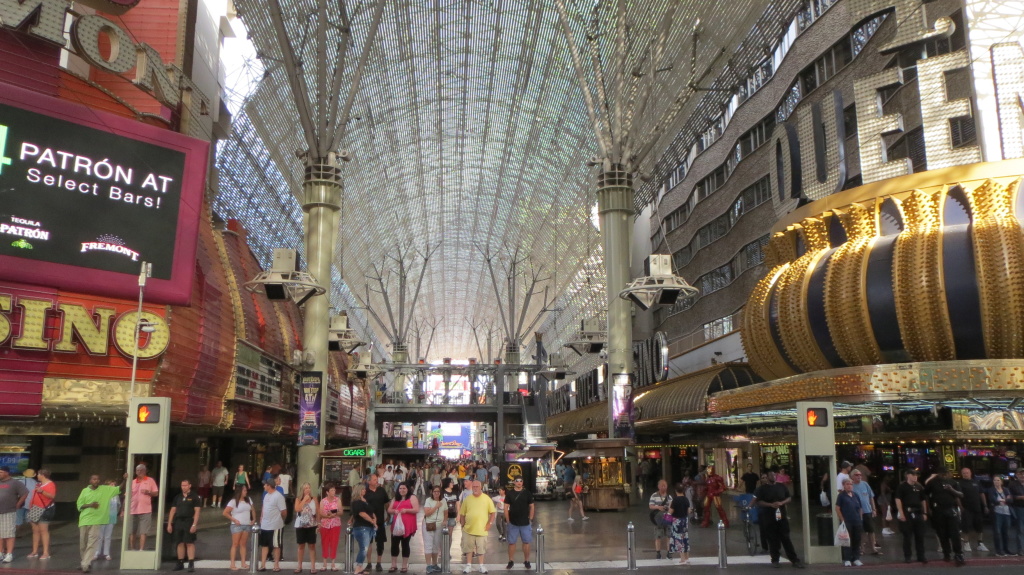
[504,477,534,569]
[458,480,495,573]
[0,466,29,563]
[259,480,287,572]
[129,464,159,551]
[167,480,202,572]
[211,461,229,508]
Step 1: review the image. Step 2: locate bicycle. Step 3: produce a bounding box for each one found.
[733,494,759,556]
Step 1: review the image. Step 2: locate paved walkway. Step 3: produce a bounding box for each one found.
[0,492,1021,574]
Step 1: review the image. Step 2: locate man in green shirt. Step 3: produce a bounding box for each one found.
[77,475,122,573]
[458,480,495,573]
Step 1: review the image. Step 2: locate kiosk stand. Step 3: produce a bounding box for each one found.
[120,397,171,570]
[796,401,840,564]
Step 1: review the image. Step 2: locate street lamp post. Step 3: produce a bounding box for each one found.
[128,261,153,402]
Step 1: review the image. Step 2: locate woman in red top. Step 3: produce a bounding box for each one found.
[27,469,56,559]
[386,484,419,573]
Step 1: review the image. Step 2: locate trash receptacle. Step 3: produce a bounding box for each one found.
[817,513,834,546]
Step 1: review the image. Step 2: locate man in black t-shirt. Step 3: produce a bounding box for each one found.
[925,468,963,564]
[363,474,392,572]
[504,477,535,569]
[741,464,759,494]
[957,467,987,553]
[752,471,805,568]
[895,470,928,563]
[167,480,202,572]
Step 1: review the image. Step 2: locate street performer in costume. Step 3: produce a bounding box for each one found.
[701,466,729,528]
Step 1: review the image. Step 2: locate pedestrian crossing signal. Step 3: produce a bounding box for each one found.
[136,403,161,423]
[806,407,828,427]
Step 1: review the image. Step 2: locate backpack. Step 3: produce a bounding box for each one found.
[445,495,458,518]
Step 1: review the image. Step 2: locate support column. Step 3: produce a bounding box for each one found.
[297,155,342,495]
[597,166,634,438]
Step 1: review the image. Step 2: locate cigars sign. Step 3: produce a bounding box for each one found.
[0,292,169,359]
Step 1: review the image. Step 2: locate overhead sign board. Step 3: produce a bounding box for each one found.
[342,448,366,457]
[0,84,207,305]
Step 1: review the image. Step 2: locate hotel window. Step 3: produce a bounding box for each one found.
[949,116,977,149]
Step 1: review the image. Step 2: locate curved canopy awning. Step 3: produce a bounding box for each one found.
[634,365,762,428]
[546,364,762,438]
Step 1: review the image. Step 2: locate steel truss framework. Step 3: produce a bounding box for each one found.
[216,0,801,361]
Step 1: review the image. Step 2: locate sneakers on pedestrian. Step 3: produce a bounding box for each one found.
[963,543,971,552]
[567,517,574,522]
[463,565,472,574]
[2,554,12,564]
[843,561,852,567]
[581,516,590,520]
[523,562,531,570]
[506,562,514,569]
[882,528,895,536]
[480,567,488,574]
[954,555,965,566]
[655,552,661,560]
[977,543,989,552]
[188,560,195,572]
[376,564,384,572]
[853,560,863,566]
[173,561,185,571]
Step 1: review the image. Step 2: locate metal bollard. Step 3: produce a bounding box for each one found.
[249,523,261,574]
[534,525,544,573]
[345,527,354,574]
[440,526,451,574]
[626,522,637,571]
[717,520,728,568]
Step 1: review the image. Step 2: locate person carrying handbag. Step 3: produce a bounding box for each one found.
[27,469,56,559]
[387,484,419,573]
[422,486,447,573]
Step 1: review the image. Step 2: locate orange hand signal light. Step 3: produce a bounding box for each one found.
[806,407,827,427]
[136,403,161,423]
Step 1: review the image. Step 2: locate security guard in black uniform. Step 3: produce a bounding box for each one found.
[895,469,928,563]
[925,468,965,565]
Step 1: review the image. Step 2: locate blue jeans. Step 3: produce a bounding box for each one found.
[992,513,1012,555]
[354,526,376,565]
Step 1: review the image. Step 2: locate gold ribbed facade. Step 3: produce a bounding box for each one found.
[742,162,1024,380]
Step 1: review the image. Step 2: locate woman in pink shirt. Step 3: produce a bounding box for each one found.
[319,485,343,571]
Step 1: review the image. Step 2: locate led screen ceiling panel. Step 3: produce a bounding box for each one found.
[229,0,792,359]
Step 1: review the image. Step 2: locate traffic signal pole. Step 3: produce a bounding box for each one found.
[121,397,171,570]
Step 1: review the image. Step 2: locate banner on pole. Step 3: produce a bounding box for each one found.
[299,371,323,446]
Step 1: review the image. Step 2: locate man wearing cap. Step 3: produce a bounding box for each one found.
[0,466,28,563]
[504,476,534,570]
[895,469,928,563]
[128,464,159,551]
[77,474,122,573]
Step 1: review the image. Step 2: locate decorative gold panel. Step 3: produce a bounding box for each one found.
[743,161,1024,380]
[893,189,955,361]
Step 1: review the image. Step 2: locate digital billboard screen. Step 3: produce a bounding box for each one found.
[0,84,207,304]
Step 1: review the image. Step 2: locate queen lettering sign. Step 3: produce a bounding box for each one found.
[0,83,207,305]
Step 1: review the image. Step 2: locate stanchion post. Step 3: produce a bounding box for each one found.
[626,522,637,571]
[534,524,544,573]
[441,526,451,574]
[717,520,728,568]
[345,526,354,574]
[249,524,260,574]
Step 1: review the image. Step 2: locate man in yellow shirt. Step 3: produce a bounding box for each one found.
[458,480,495,573]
